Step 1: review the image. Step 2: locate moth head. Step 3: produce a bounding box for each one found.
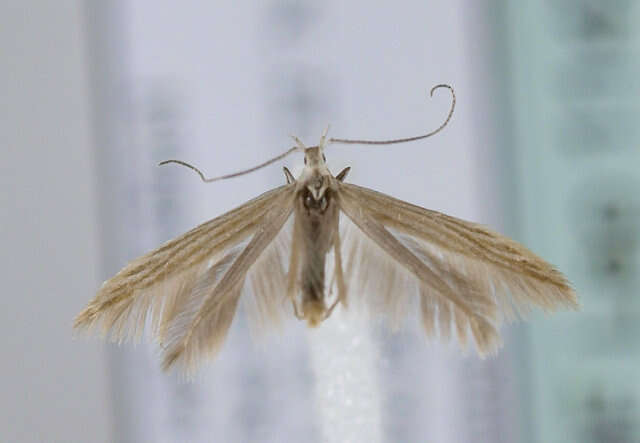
[299,147,329,201]
[291,130,328,169]
[302,147,327,168]
[290,132,332,200]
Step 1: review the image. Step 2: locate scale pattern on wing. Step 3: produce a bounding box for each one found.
[337,183,578,355]
[73,185,294,358]
[160,192,294,374]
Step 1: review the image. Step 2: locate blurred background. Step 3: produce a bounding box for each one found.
[2,1,639,442]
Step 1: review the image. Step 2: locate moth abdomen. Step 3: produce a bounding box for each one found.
[301,298,326,327]
[302,247,326,293]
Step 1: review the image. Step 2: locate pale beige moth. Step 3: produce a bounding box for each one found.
[74,85,578,374]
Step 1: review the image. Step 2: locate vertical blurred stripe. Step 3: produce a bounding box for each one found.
[503,1,640,442]
[0,1,111,441]
[88,1,517,442]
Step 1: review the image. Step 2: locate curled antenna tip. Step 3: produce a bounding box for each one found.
[159,145,300,183]
[158,159,209,182]
[430,83,452,97]
[328,83,456,146]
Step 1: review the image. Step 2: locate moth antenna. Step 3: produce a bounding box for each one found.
[159,146,300,183]
[329,84,456,146]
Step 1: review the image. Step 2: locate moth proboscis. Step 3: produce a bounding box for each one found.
[74,84,578,375]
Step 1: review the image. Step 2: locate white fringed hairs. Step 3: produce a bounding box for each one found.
[74,84,578,375]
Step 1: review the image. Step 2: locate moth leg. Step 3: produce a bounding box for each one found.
[287,219,302,321]
[324,297,340,320]
[291,300,304,320]
[333,225,348,307]
[283,167,295,184]
[326,269,336,297]
[287,221,301,294]
[335,167,350,182]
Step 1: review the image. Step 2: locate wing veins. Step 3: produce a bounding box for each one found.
[162,189,295,370]
[338,188,484,319]
[341,184,570,289]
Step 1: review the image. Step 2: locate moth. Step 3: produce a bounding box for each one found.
[74,84,578,374]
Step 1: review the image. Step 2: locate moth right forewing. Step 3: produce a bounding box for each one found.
[337,186,486,314]
[337,182,580,355]
[341,183,578,316]
[337,184,501,353]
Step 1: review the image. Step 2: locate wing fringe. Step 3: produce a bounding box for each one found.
[338,183,578,356]
[74,186,295,375]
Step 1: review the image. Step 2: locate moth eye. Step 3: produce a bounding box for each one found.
[305,195,313,207]
[320,196,328,211]
[304,157,307,165]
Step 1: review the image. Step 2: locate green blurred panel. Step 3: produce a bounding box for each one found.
[505,1,640,442]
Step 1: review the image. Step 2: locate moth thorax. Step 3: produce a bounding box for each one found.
[303,188,329,212]
[302,298,326,327]
[305,175,329,201]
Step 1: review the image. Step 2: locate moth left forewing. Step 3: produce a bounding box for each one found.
[336,182,578,355]
[161,189,296,374]
[74,185,292,345]
[74,184,296,375]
